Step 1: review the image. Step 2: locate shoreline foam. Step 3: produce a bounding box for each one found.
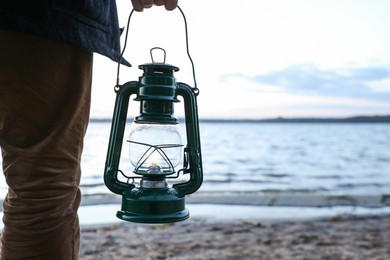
[79,192,390,208]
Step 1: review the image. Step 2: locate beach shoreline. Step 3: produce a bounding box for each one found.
[76,191,390,259]
[1,199,390,259]
[80,212,390,259]
[2,193,390,259]
[79,192,390,208]
[76,192,390,260]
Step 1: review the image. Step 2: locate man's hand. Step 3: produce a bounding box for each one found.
[131,0,178,11]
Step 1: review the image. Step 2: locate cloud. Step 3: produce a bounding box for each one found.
[222,64,390,102]
[366,78,390,92]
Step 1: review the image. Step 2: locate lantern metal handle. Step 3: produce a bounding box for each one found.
[116,6,199,95]
[150,47,166,64]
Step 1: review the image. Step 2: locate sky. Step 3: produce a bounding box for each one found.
[90,0,390,119]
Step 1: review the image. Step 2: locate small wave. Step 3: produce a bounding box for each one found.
[313,175,342,179]
[262,173,290,178]
[260,188,321,193]
[376,157,390,162]
[336,183,385,189]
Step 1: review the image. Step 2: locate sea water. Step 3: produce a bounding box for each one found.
[1,122,389,199]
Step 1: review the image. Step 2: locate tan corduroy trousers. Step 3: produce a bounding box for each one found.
[0,29,93,259]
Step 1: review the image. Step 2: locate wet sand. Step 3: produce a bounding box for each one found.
[80,214,390,259]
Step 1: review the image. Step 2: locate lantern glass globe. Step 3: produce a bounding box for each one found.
[128,122,183,174]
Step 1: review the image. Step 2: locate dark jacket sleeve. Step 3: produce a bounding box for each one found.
[0,0,131,66]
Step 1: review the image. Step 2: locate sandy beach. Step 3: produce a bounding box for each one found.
[80,211,390,260]
[1,194,390,259]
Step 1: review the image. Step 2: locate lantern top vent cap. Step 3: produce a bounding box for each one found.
[138,63,179,72]
[138,48,179,75]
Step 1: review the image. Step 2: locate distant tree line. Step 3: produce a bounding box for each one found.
[90,115,390,123]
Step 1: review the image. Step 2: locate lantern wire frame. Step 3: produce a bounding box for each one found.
[126,140,184,174]
[115,140,189,186]
[116,6,199,95]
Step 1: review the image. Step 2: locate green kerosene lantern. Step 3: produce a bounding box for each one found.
[104,45,203,223]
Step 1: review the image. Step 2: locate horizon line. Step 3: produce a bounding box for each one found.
[89,114,390,123]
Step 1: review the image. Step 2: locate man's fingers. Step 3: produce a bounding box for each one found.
[164,0,178,11]
[131,0,144,11]
[154,0,165,6]
[131,0,178,12]
[142,0,154,8]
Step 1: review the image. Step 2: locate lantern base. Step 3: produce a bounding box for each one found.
[117,186,189,224]
[117,208,189,224]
